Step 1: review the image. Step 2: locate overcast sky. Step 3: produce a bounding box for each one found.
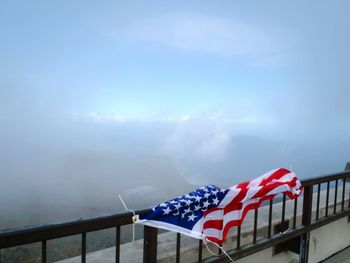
[1,1,350,223]
[1,1,349,134]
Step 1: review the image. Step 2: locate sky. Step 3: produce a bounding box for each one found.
[1,1,350,225]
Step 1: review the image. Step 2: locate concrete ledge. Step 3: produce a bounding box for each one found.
[309,217,350,263]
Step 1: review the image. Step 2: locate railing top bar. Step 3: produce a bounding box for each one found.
[0,209,150,249]
[0,209,143,235]
[301,170,350,186]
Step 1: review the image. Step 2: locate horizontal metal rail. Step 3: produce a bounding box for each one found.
[301,170,350,186]
[0,209,149,249]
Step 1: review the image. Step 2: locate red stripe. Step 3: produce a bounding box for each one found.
[203,207,221,216]
[258,168,291,186]
[252,177,297,199]
[237,181,250,189]
[222,188,247,214]
[203,219,223,230]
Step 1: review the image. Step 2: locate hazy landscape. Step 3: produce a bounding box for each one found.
[1,128,349,232]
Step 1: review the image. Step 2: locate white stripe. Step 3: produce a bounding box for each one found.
[272,172,295,183]
[202,228,223,239]
[204,210,223,220]
[217,186,240,207]
[135,219,204,240]
[248,168,279,187]
[192,218,203,233]
[266,184,296,196]
[242,185,262,202]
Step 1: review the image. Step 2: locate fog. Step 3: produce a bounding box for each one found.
[1,1,350,230]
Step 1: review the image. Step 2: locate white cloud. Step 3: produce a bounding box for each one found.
[160,115,191,123]
[112,13,290,65]
[73,111,272,127]
[72,112,194,124]
[86,112,126,123]
[161,120,233,162]
[195,131,231,160]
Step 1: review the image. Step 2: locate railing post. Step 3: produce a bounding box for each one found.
[42,240,47,263]
[344,162,350,171]
[345,163,350,222]
[300,185,312,263]
[115,226,121,263]
[143,226,157,263]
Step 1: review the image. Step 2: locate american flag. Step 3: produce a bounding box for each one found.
[134,168,303,246]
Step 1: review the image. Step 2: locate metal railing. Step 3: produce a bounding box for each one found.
[1,165,350,263]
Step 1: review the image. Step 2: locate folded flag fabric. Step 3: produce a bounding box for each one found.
[133,168,303,246]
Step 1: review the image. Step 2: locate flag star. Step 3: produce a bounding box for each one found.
[204,193,211,198]
[173,211,179,216]
[159,202,167,207]
[212,197,219,205]
[185,199,192,206]
[194,196,201,202]
[174,203,181,210]
[183,207,192,214]
[163,207,172,215]
[203,200,210,208]
[188,213,197,221]
[170,200,177,204]
[212,190,218,195]
[194,205,201,211]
